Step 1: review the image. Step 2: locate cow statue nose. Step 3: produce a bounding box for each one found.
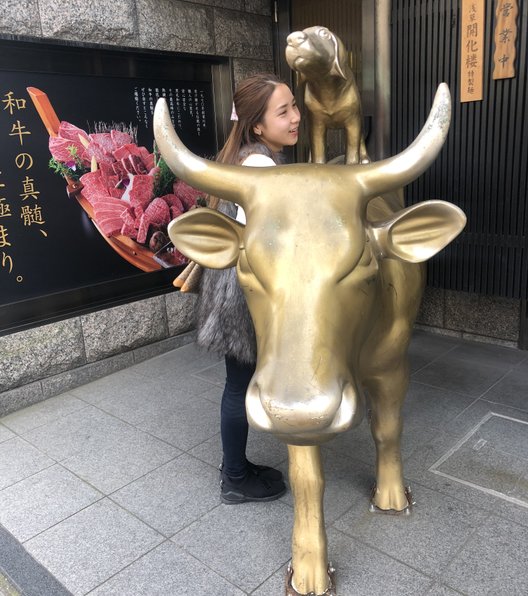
[246,377,364,444]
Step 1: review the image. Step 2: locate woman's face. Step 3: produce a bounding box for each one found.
[254,84,300,152]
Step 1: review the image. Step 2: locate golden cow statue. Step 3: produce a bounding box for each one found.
[154,83,465,596]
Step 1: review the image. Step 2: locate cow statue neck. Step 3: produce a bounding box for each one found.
[154,66,465,595]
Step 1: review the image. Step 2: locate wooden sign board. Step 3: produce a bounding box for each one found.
[493,0,519,79]
[460,0,485,102]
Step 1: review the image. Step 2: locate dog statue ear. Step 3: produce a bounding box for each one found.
[329,33,348,80]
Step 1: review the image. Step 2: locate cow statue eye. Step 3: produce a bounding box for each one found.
[318,28,330,38]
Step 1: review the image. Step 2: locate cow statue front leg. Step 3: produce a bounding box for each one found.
[286,445,336,596]
[365,366,414,513]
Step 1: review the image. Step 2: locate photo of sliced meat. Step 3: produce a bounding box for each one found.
[45,114,202,271]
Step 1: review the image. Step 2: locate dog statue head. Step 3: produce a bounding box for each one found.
[285,25,349,83]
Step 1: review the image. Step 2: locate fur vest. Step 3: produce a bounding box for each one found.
[195,143,282,363]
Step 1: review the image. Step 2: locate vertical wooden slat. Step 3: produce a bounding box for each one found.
[391,0,528,299]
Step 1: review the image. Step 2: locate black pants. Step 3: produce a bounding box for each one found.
[221,355,256,477]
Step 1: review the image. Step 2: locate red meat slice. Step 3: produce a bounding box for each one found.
[111,161,128,179]
[113,143,142,161]
[89,194,127,208]
[94,210,127,225]
[49,137,88,166]
[173,180,202,210]
[120,210,138,239]
[145,155,155,170]
[145,197,170,226]
[121,220,138,239]
[129,154,148,175]
[58,121,89,144]
[93,196,128,236]
[109,186,125,200]
[170,206,184,220]
[121,157,137,175]
[133,204,144,226]
[89,133,114,155]
[111,129,133,149]
[80,170,103,186]
[85,140,115,165]
[99,162,114,178]
[102,174,119,193]
[136,197,170,244]
[127,174,154,209]
[138,147,155,170]
[159,193,184,214]
[79,172,109,205]
[95,216,123,237]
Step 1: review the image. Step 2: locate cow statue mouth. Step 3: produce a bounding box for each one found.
[245,380,365,446]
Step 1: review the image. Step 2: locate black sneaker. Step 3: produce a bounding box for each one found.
[219,459,284,482]
[220,470,286,504]
[247,460,284,481]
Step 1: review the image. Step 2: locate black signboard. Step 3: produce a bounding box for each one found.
[0,38,226,334]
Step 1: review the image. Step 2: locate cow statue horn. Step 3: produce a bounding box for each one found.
[153,98,252,208]
[356,83,451,198]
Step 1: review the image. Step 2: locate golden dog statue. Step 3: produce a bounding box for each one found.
[286,25,369,165]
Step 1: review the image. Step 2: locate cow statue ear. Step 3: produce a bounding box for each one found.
[370,200,466,263]
[167,208,244,269]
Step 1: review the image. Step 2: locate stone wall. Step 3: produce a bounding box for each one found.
[0,0,274,414]
[0,0,274,83]
[417,287,521,347]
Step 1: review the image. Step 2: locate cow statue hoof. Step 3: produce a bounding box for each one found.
[369,484,415,515]
[286,563,336,596]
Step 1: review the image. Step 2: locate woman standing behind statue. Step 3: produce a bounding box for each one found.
[196,74,301,504]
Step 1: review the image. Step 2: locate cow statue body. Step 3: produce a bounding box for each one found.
[154,83,465,596]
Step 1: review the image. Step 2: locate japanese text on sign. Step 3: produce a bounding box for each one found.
[460,0,485,103]
[133,85,208,137]
[1,89,48,284]
[493,1,518,79]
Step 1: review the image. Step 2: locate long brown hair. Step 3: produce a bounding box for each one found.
[216,73,283,165]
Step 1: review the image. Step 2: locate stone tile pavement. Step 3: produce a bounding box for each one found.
[1,331,528,595]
